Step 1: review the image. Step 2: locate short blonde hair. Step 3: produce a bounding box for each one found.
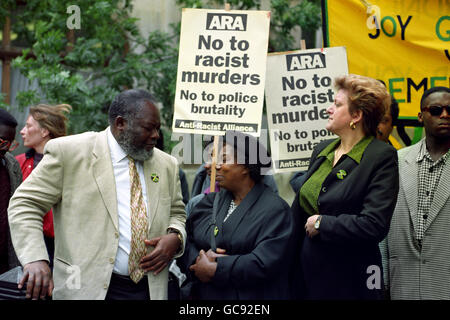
[335,74,391,136]
[29,104,72,139]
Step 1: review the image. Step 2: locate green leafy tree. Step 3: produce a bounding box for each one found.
[1,0,320,141]
[2,0,180,134]
[177,0,321,51]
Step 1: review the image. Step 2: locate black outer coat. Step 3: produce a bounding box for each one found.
[178,183,294,300]
[291,138,399,300]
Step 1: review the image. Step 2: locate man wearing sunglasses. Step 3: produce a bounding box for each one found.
[0,108,22,275]
[382,86,450,299]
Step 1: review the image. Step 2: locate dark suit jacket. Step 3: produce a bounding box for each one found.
[4,153,22,270]
[179,183,294,300]
[291,138,399,299]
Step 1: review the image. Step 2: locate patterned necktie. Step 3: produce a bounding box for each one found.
[127,156,148,283]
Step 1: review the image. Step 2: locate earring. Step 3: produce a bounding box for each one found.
[349,121,356,130]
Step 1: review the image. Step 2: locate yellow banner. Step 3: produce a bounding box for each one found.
[324,0,449,118]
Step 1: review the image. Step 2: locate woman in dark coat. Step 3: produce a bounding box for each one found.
[291,74,399,300]
[178,131,294,300]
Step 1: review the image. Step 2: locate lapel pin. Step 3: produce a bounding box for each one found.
[214,226,219,237]
[151,173,159,183]
[336,169,347,180]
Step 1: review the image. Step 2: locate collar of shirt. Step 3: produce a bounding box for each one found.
[318,138,340,159]
[318,136,373,164]
[107,127,128,164]
[416,139,449,165]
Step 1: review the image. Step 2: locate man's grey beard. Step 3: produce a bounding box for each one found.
[116,129,153,161]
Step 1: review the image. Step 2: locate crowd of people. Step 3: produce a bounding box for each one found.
[0,76,449,300]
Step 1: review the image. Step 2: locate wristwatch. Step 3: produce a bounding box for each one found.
[168,228,183,247]
[314,215,323,230]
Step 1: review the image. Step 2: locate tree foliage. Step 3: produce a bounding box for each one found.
[3,0,180,133]
[177,0,321,51]
[1,0,320,136]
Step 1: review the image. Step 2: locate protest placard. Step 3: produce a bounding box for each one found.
[265,46,348,173]
[172,8,270,136]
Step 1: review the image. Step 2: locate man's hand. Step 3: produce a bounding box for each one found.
[19,260,53,300]
[189,250,218,283]
[140,233,180,275]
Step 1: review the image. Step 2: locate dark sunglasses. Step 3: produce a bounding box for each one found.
[0,138,19,152]
[423,105,450,116]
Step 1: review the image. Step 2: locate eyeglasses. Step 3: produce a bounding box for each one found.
[423,105,450,117]
[0,138,19,152]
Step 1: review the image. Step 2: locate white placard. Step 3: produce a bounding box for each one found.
[172,8,270,136]
[265,46,348,173]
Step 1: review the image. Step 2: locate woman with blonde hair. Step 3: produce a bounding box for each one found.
[16,104,71,268]
[291,74,399,299]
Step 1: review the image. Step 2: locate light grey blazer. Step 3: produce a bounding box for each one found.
[381,139,450,299]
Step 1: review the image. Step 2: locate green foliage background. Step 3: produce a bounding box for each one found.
[1,0,320,149]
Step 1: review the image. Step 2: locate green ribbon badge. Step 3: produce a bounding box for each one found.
[336,169,347,180]
[151,173,159,183]
[214,226,219,237]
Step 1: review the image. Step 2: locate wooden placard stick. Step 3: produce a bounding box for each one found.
[209,135,220,192]
[300,39,306,50]
[209,1,230,193]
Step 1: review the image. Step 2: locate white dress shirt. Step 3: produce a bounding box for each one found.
[107,128,149,275]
